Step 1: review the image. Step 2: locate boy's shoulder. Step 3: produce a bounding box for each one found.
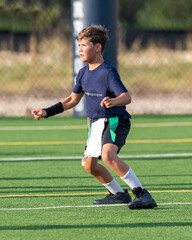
[77,64,88,78]
[102,61,119,77]
[103,61,116,71]
[79,64,88,73]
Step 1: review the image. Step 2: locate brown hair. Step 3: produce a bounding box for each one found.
[76,25,109,54]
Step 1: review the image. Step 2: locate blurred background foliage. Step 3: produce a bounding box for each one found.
[0,0,191,33]
[119,0,192,30]
[0,0,70,33]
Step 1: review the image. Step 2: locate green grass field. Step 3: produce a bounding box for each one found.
[0,115,192,240]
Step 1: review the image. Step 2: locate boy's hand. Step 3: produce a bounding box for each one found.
[31,109,47,120]
[100,97,113,108]
[101,93,131,108]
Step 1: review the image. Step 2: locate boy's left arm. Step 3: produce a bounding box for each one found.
[100,92,131,109]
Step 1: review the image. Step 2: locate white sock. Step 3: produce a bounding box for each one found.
[103,178,124,194]
[121,168,143,190]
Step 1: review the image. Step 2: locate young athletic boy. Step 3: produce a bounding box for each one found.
[32,25,157,209]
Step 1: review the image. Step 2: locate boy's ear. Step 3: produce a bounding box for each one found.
[95,43,102,52]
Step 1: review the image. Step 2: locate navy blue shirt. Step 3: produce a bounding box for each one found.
[73,61,131,120]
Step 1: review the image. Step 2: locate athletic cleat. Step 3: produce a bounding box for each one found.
[93,189,132,204]
[128,187,157,209]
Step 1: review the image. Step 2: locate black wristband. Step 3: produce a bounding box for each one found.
[43,102,64,118]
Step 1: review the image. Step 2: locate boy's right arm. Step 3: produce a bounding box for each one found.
[61,92,84,111]
[32,92,84,120]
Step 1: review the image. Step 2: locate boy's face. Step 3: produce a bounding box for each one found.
[78,38,101,63]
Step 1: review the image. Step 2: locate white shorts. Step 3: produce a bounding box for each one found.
[84,118,106,158]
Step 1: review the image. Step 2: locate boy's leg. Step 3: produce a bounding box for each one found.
[100,118,143,189]
[101,143,157,209]
[102,143,143,188]
[83,156,113,184]
[83,156,131,204]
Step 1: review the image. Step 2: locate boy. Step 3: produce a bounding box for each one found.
[32,25,157,209]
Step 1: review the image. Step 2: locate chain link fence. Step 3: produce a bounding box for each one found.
[0,0,191,116]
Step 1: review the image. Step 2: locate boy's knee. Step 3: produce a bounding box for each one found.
[82,157,97,175]
[83,164,97,175]
[101,150,115,166]
[83,163,91,173]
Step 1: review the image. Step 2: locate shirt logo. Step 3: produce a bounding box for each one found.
[85,92,102,97]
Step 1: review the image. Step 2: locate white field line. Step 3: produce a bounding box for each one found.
[0,202,192,211]
[0,153,192,161]
[0,122,192,131]
[0,125,87,131]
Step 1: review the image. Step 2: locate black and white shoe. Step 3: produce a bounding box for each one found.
[93,189,132,204]
[128,187,157,209]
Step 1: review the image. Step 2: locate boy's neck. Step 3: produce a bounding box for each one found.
[88,59,104,71]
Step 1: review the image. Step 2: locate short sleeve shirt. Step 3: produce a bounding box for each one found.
[73,61,131,120]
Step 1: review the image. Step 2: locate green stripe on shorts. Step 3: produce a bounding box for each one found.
[109,117,119,142]
[87,118,92,141]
